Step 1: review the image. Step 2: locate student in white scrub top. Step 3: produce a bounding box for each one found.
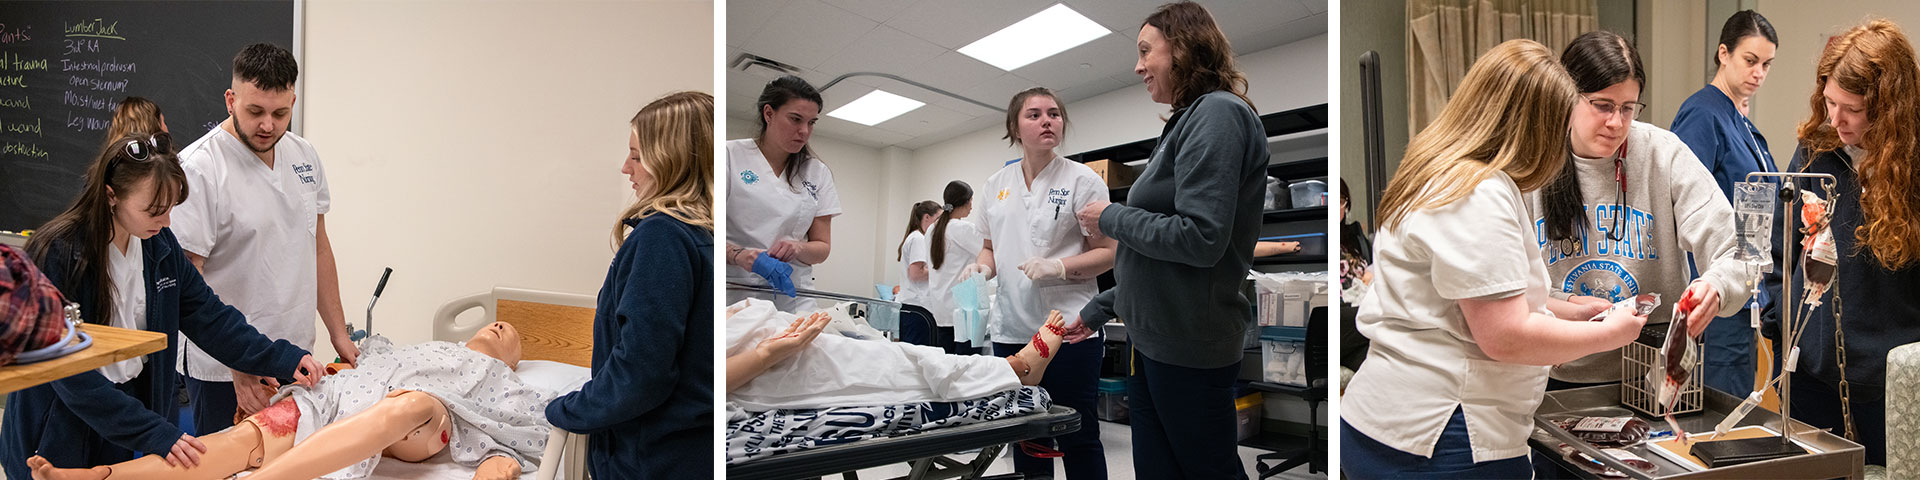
[725,76,840,312]
[169,43,356,436]
[894,201,939,306]
[962,87,1115,479]
[1339,39,1647,479]
[926,180,984,354]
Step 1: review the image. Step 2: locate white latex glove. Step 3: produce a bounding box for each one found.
[1017,257,1067,281]
[962,263,995,279]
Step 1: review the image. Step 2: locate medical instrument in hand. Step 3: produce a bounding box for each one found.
[1647,289,1703,443]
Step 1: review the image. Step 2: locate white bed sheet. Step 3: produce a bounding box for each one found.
[232,360,592,480]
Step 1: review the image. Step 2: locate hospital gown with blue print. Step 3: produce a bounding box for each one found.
[271,336,553,479]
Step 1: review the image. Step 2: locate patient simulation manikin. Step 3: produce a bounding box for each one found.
[30,322,550,480]
[724,298,1066,411]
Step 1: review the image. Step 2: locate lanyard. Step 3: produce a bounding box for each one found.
[1607,140,1630,242]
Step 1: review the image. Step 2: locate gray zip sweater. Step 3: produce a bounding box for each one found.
[1524,121,1753,383]
[1081,91,1269,369]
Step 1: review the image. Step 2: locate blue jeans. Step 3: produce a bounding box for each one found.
[994,339,1105,478]
[1702,308,1758,396]
[1128,349,1246,479]
[1342,407,1534,479]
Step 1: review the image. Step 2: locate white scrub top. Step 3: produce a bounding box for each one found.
[1342,171,1553,463]
[896,230,931,307]
[976,156,1106,344]
[925,218,984,328]
[725,138,841,312]
[102,236,147,383]
[171,127,329,382]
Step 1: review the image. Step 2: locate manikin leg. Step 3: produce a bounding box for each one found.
[243,390,452,480]
[1007,310,1070,385]
[29,399,302,480]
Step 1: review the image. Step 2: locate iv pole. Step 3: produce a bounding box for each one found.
[1745,171,1836,448]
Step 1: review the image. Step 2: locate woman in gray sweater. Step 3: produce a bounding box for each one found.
[1070,2,1268,477]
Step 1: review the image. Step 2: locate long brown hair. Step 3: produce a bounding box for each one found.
[930,180,973,269]
[1143,2,1254,111]
[897,201,940,262]
[26,133,187,325]
[1541,30,1645,249]
[1796,19,1920,270]
[1376,39,1578,231]
[105,97,165,150]
[614,91,714,246]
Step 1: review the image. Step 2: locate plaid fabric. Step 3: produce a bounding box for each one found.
[0,245,73,365]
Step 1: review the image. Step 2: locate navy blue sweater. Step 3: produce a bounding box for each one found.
[545,215,713,479]
[1,229,307,478]
[1762,145,1920,401]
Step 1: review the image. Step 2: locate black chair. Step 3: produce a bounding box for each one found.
[1254,305,1327,476]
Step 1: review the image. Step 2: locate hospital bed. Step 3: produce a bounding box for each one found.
[725,283,1084,480]
[227,286,594,480]
[411,286,598,480]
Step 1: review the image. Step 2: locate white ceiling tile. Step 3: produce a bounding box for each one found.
[1006,35,1136,90]
[815,26,948,79]
[741,0,879,69]
[884,0,1057,49]
[1298,0,1328,15]
[959,73,1051,112]
[871,103,972,137]
[728,0,791,47]
[896,51,1005,98]
[819,0,925,23]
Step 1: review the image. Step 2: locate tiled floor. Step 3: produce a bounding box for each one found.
[854,420,1329,479]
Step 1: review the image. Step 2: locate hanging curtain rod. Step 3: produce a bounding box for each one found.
[819,72,1004,113]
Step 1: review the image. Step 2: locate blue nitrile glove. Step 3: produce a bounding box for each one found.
[752,252,797,297]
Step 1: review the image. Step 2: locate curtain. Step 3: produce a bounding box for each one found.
[1406,0,1600,135]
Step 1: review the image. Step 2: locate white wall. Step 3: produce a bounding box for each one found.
[1747,2,1920,158]
[302,1,712,358]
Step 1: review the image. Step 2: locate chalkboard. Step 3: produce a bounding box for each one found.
[0,1,296,231]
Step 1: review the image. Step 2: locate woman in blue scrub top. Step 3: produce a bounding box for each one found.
[1670,10,1778,397]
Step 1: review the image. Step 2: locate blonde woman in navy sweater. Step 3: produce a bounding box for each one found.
[544,91,715,478]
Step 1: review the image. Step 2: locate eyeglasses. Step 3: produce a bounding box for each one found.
[1582,94,1648,120]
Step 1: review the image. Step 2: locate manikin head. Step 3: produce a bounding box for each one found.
[464,321,524,370]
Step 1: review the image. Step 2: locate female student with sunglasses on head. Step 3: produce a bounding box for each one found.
[1528,31,1753,392]
[0,133,324,480]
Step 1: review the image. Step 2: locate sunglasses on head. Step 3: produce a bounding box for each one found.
[107,133,173,176]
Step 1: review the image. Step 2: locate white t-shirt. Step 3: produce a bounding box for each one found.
[102,236,146,383]
[976,157,1106,344]
[925,218,984,328]
[171,127,329,382]
[725,138,841,311]
[896,230,931,307]
[1342,171,1552,463]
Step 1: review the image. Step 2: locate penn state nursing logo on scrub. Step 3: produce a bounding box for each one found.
[802,180,820,199]
[741,170,759,185]
[1562,260,1640,302]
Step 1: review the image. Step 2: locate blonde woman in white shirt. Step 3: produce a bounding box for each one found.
[1340,39,1648,478]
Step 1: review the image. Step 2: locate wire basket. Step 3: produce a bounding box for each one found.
[1621,323,1703,416]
